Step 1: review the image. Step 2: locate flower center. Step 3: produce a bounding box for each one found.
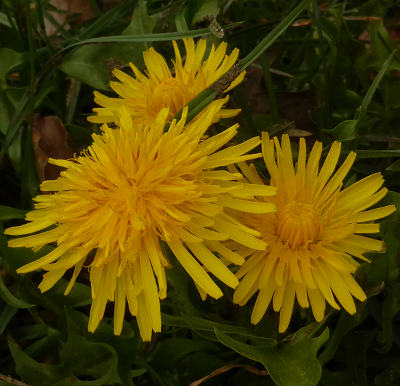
[149,78,188,118]
[276,201,320,247]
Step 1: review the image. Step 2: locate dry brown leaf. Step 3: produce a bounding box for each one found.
[33,115,73,181]
[0,374,29,386]
[285,128,313,137]
[44,0,95,36]
[189,364,268,386]
[45,0,69,37]
[68,0,96,24]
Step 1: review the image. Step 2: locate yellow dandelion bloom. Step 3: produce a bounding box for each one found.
[232,134,396,333]
[88,38,245,127]
[5,98,275,341]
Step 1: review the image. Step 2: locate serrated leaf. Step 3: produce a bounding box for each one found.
[9,312,121,386]
[214,326,329,386]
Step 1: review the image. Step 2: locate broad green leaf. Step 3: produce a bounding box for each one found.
[214,326,329,386]
[66,308,140,386]
[59,45,113,91]
[0,205,26,221]
[0,48,23,80]
[9,313,121,386]
[191,0,220,25]
[326,119,357,141]
[46,279,92,308]
[60,0,156,90]
[151,338,219,370]
[123,0,156,51]
[0,304,18,334]
[175,6,189,32]
[0,12,12,28]
[0,226,54,275]
[9,337,64,386]
[0,273,33,308]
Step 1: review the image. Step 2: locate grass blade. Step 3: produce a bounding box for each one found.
[355,50,396,128]
[240,0,311,69]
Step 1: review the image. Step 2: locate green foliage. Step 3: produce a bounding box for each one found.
[1,0,400,385]
[215,325,329,386]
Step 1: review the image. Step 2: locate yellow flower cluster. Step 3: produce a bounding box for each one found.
[6,38,395,340]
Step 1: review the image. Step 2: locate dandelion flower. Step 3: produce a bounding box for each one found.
[88,38,245,127]
[5,98,275,341]
[232,134,396,333]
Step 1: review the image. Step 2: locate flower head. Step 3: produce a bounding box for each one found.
[5,99,275,341]
[88,38,245,127]
[232,134,395,333]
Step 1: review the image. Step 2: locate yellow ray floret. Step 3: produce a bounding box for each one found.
[88,38,245,127]
[5,98,275,341]
[232,134,396,333]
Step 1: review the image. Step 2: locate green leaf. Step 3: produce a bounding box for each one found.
[0,48,23,80]
[386,159,400,171]
[0,273,33,308]
[0,12,12,28]
[0,224,54,274]
[355,50,396,128]
[0,89,13,136]
[318,312,366,364]
[59,45,113,91]
[123,0,156,51]
[64,28,220,50]
[214,326,329,386]
[164,313,274,343]
[191,0,220,25]
[361,220,400,286]
[47,279,92,308]
[354,150,400,159]
[60,0,157,90]
[0,205,27,221]
[0,304,18,334]
[151,338,219,370]
[240,0,312,69]
[9,312,121,386]
[326,119,357,141]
